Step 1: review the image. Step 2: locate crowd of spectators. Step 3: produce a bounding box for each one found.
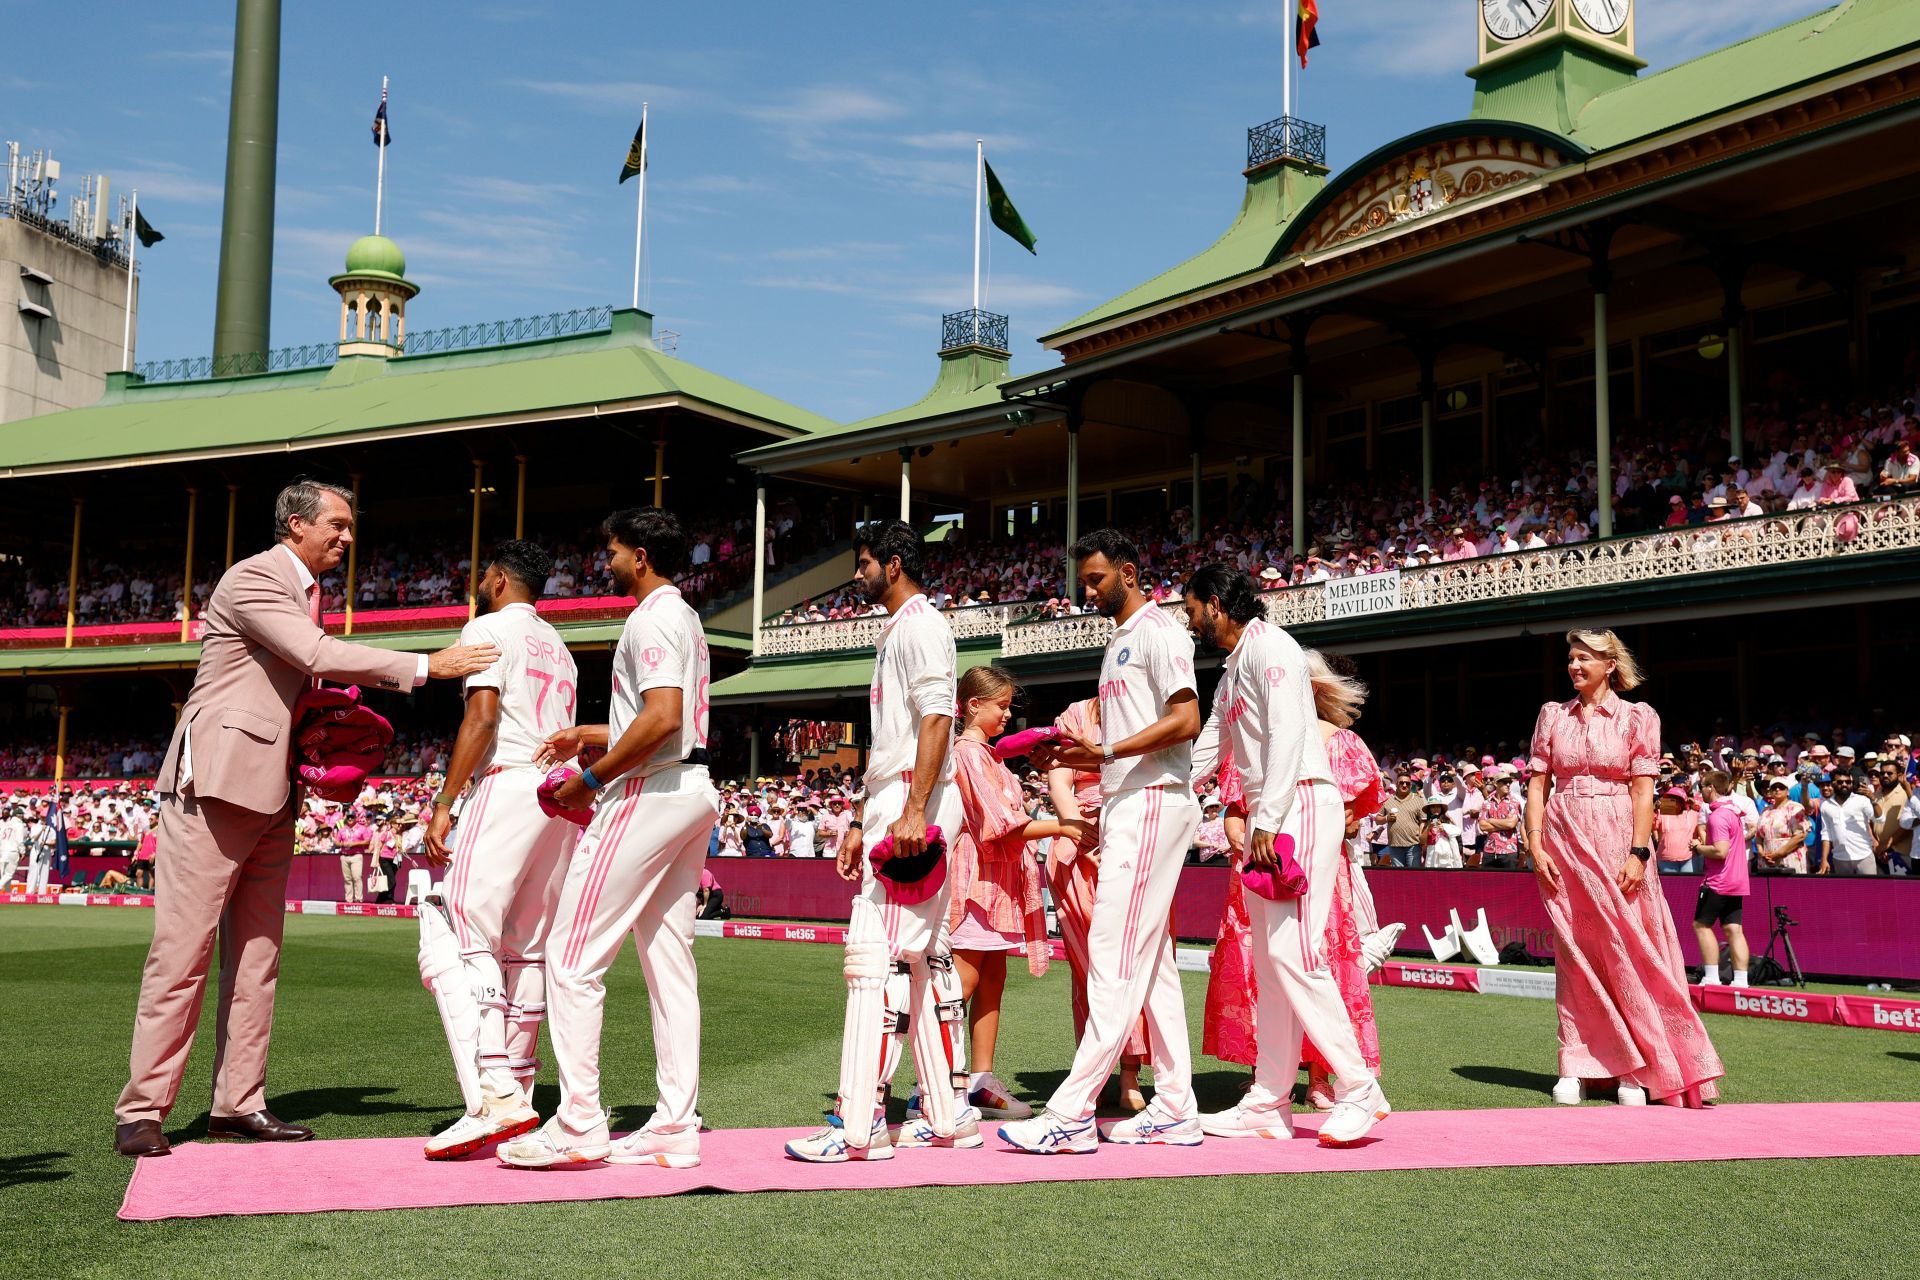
[769,391,1920,626]
[775,719,850,763]
[0,732,448,780]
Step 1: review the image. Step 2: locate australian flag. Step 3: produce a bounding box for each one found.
[372,89,391,147]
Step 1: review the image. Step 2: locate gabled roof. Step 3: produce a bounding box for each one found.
[1043,0,1918,351]
[0,309,838,477]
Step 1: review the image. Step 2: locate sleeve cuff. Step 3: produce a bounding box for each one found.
[414,655,429,687]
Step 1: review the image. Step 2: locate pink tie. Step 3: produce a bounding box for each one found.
[307,583,322,626]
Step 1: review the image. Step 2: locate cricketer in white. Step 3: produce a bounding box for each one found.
[500,508,719,1170]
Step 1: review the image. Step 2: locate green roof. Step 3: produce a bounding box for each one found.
[1044,0,1918,347]
[1569,0,1919,150]
[711,645,1000,703]
[0,310,838,476]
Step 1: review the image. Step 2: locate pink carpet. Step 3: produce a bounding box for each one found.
[119,1101,1920,1220]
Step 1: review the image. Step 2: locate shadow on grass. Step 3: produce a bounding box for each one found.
[1453,1064,1559,1095]
[0,1150,73,1190]
[1890,1051,1920,1065]
[1012,1067,1256,1114]
[171,1085,446,1140]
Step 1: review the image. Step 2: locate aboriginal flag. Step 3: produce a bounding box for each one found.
[1298,0,1322,68]
[619,122,647,184]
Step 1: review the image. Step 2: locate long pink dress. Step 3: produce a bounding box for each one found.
[947,737,1050,976]
[1203,728,1383,1076]
[1530,693,1724,1106]
[1045,699,1149,1063]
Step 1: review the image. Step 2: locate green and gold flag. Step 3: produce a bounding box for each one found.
[618,121,647,184]
[984,160,1036,255]
[133,208,164,248]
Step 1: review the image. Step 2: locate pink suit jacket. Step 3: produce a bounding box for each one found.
[154,546,419,815]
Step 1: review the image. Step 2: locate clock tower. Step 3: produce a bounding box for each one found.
[1469,0,1645,133]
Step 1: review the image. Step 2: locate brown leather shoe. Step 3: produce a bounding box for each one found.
[115,1120,171,1158]
[207,1110,314,1142]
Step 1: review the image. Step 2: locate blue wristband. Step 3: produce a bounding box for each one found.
[579,765,605,791]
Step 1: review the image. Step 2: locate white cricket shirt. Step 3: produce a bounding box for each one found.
[461,602,578,772]
[865,593,956,787]
[1203,617,1332,833]
[609,583,709,781]
[1097,602,1197,796]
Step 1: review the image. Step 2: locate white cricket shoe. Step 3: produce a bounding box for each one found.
[967,1070,1034,1120]
[1361,922,1407,974]
[1317,1081,1391,1148]
[1551,1077,1587,1106]
[997,1112,1098,1155]
[498,1115,612,1169]
[895,1103,984,1149]
[1199,1102,1294,1140]
[424,1086,539,1161]
[1616,1084,1648,1106]
[607,1124,701,1168]
[424,1112,497,1161]
[1101,1103,1204,1146]
[784,1113,893,1163]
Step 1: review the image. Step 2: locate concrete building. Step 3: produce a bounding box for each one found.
[1,183,137,425]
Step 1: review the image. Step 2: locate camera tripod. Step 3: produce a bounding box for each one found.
[1759,904,1806,989]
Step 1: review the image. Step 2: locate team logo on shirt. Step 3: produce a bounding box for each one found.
[1265,665,1286,687]
[1116,647,1132,666]
[642,646,665,670]
[1174,656,1190,674]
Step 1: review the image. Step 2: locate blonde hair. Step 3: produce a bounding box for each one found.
[1303,649,1368,728]
[956,664,1021,728]
[1565,628,1644,691]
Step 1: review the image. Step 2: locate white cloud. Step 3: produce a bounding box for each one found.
[510,79,700,113]
[144,48,231,65]
[118,167,225,205]
[741,85,906,128]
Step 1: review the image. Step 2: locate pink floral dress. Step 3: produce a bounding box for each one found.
[1530,692,1724,1105]
[947,737,1050,976]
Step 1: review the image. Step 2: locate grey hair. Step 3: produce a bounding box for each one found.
[273,479,355,542]
[1303,648,1368,728]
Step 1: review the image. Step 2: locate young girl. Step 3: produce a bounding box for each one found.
[948,665,1084,1120]
[1045,696,1154,1112]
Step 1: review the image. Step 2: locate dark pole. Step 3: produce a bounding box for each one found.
[211,0,282,370]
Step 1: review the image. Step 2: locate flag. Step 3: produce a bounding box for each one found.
[371,89,391,146]
[1297,0,1321,68]
[133,208,164,248]
[984,160,1036,255]
[619,121,647,184]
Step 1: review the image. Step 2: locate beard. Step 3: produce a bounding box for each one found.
[1195,613,1222,652]
[858,571,888,606]
[1093,589,1124,619]
[611,564,636,596]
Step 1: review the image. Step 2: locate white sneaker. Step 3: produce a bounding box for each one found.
[1100,1104,1204,1146]
[607,1124,701,1168]
[784,1113,893,1163]
[894,1103,985,1149]
[499,1115,612,1168]
[1551,1077,1586,1106]
[1317,1081,1390,1148]
[424,1112,498,1161]
[1616,1084,1648,1106]
[997,1112,1098,1154]
[1361,923,1407,974]
[968,1070,1034,1120]
[1199,1102,1294,1140]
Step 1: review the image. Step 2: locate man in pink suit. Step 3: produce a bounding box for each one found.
[114,480,498,1158]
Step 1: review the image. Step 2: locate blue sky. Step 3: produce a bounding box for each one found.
[9,0,1822,421]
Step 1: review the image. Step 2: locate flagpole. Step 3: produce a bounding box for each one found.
[121,189,137,371]
[972,139,983,342]
[633,101,648,311]
[1283,2,1293,121]
[375,76,387,235]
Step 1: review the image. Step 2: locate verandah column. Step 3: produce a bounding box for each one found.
[178,487,198,642]
[63,499,83,649]
[467,460,484,619]
[750,482,767,657]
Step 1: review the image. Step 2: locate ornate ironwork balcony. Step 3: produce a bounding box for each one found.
[1247,114,1326,170]
[941,308,1009,354]
[136,342,340,383]
[753,498,1920,658]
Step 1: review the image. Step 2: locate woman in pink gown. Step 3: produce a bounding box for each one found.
[1045,697,1152,1111]
[1528,628,1724,1108]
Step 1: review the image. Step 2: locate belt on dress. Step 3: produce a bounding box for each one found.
[1554,775,1630,797]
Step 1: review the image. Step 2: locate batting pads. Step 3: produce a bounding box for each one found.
[836,898,957,1147]
[418,896,484,1116]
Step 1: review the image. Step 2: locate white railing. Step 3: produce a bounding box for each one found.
[755,602,1021,657]
[754,498,1920,659]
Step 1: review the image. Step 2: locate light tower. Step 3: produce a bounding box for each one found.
[210,0,282,369]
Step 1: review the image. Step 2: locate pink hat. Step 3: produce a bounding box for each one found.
[868,825,948,906]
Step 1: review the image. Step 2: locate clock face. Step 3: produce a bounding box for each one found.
[1572,0,1629,35]
[1483,0,1553,41]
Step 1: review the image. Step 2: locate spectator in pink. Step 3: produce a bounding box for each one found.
[336,811,373,904]
[1526,628,1723,1108]
[1690,770,1750,988]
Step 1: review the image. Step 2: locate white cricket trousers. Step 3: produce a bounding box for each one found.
[545,764,718,1135]
[444,763,579,1067]
[1044,785,1199,1123]
[25,847,52,894]
[1245,780,1372,1110]
[856,772,962,964]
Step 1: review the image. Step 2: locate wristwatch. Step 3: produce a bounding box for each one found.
[1101,740,1116,764]
[1629,845,1651,863]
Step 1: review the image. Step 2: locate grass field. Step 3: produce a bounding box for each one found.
[5,908,1918,1279]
